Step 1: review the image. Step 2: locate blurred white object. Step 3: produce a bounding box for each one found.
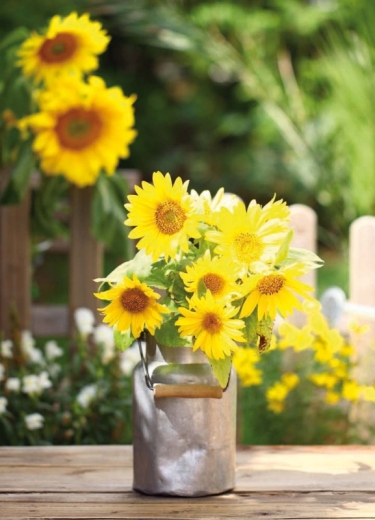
[93,324,115,364]
[45,340,63,361]
[76,384,98,408]
[119,343,141,376]
[25,413,44,430]
[0,397,7,415]
[74,308,95,337]
[1,340,13,358]
[5,377,21,392]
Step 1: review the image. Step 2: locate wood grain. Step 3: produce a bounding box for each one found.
[0,446,374,519]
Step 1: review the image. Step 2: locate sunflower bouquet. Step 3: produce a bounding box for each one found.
[94,171,322,387]
[0,12,136,252]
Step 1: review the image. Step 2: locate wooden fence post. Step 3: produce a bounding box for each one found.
[0,175,31,338]
[349,216,375,441]
[69,186,103,333]
[288,204,317,327]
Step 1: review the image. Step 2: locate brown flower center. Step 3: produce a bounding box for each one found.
[55,108,102,150]
[202,312,222,334]
[257,274,285,295]
[39,32,77,63]
[120,288,149,314]
[155,201,186,235]
[233,232,263,264]
[202,273,225,295]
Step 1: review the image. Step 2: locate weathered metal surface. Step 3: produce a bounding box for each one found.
[132,341,237,496]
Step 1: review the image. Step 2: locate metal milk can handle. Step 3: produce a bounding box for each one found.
[138,340,226,400]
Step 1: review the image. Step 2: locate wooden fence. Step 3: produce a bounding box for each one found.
[0,170,140,339]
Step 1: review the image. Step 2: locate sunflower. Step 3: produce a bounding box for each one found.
[240,264,314,321]
[206,200,288,270]
[125,171,201,262]
[17,12,109,84]
[18,75,136,187]
[180,250,241,301]
[190,187,241,225]
[95,274,170,338]
[176,292,245,360]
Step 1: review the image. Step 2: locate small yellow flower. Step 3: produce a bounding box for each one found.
[190,187,240,225]
[342,380,361,401]
[348,318,370,335]
[281,373,299,390]
[361,385,375,402]
[267,400,285,414]
[309,373,338,389]
[278,321,314,351]
[95,274,170,338]
[125,172,201,262]
[17,12,110,84]
[176,291,245,360]
[325,391,340,404]
[233,347,263,386]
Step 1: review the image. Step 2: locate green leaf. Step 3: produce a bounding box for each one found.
[0,140,34,204]
[154,315,192,347]
[114,329,135,352]
[257,315,274,354]
[285,247,324,270]
[242,311,258,348]
[209,355,232,388]
[31,175,68,239]
[94,249,153,286]
[275,228,294,265]
[0,27,29,52]
[91,172,130,257]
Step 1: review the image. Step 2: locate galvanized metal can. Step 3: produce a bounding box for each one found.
[132,336,237,496]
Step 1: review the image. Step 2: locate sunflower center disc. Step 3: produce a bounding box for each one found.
[233,232,263,264]
[39,32,77,63]
[202,312,222,334]
[257,274,285,295]
[56,108,102,149]
[120,288,149,314]
[155,201,186,235]
[203,273,225,295]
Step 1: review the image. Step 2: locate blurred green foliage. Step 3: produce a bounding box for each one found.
[1,0,373,249]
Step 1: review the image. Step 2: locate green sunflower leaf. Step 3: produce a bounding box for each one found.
[242,311,259,348]
[257,315,274,353]
[209,355,232,388]
[114,329,134,352]
[94,249,153,287]
[154,315,192,347]
[275,228,294,265]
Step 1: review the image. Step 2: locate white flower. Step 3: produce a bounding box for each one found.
[45,340,63,361]
[1,340,13,358]
[5,377,21,392]
[23,375,41,396]
[119,343,140,376]
[76,384,98,408]
[0,397,7,415]
[25,413,44,430]
[93,324,115,364]
[21,330,35,352]
[48,363,61,378]
[38,371,52,391]
[93,324,114,349]
[0,363,4,382]
[74,308,95,337]
[21,331,44,365]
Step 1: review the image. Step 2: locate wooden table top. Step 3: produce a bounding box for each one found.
[0,445,374,519]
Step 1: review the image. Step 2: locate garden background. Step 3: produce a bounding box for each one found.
[1,0,375,446]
